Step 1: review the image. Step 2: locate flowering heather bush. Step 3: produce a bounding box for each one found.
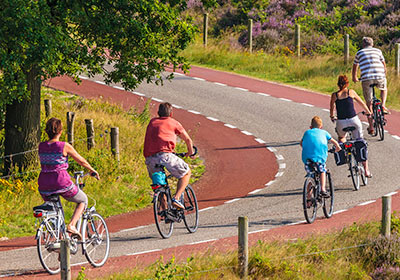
[361,234,400,268]
[370,266,400,280]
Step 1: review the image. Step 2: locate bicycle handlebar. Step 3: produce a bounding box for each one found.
[175,146,198,158]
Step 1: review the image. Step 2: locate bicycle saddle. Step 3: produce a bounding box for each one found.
[343,126,356,132]
[33,202,55,212]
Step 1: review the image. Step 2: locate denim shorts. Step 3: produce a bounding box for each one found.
[305,161,327,174]
[145,152,189,179]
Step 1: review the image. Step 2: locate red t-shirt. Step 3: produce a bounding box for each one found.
[143,117,185,157]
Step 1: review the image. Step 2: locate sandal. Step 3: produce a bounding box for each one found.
[367,127,375,135]
[67,225,82,240]
[382,106,390,115]
[365,172,373,178]
[172,198,184,210]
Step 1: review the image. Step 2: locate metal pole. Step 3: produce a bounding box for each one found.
[344,34,349,64]
[295,24,301,57]
[248,19,253,54]
[85,119,95,150]
[66,112,75,145]
[203,13,208,47]
[60,240,71,280]
[238,216,248,279]
[110,127,120,161]
[381,195,391,238]
[44,99,52,117]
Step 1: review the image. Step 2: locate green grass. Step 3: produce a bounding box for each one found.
[181,38,400,111]
[0,89,204,238]
[92,220,400,279]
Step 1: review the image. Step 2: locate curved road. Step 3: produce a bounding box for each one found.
[1,66,400,278]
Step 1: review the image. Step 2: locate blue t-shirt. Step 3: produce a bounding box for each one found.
[301,128,331,164]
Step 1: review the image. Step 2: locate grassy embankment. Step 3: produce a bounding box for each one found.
[181,38,400,111]
[92,220,400,279]
[0,88,204,238]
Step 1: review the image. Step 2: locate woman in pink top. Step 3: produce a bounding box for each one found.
[38,118,100,238]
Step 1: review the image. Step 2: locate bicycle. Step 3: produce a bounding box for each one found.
[152,147,199,239]
[302,148,335,224]
[33,171,110,274]
[370,83,386,141]
[341,126,368,191]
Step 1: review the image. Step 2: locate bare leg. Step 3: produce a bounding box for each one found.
[381,89,387,108]
[69,202,85,228]
[366,101,374,132]
[338,136,346,143]
[320,172,326,193]
[174,169,191,200]
[362,160,371,176]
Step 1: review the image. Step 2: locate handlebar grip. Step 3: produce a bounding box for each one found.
[175,146,198,158]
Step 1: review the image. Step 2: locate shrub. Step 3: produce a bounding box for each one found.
[361,234,400,268]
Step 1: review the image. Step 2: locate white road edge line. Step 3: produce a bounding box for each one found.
[193,77,205,81]
[393,135,400,140]
[333,209,347,214]
[188,110,201,115]
[265,180,275,186]
[119,225,147,233]
[78,75,89,80]
[276,154,284,160]
[72,261,88,267]
[225,198,240,204]
[301,103,314,107]
[267,147,277,152]
[112,85,125,91]
[173,72,184,76]
[385,191,398,196]
[235,87,248,91]
[249,228,270,234]
[322,108,330,112]
[287,220,305,226]
[358,200,376,206]
[279,98,292,102]
[206,116,219,122]
[132,91,145,96]
[199,206,214,212]
[224,124,237,129]
[126,249,162,256]
[151,97,163,102]
[249,189,262,194]
[95,80,106,85]
[241,130,252,135]
[256,92,270,97]
[214,82,227,86]
[172,104,182,109]
[255,138,266,144]
[275,172,284,177]
[189,239,217,245]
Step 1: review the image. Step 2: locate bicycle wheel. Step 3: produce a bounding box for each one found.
[37,220,61,274]
[323,172,334,218]
[359,163,368,186]
[303,176,317,224]
[377,105,385,141]
[82,212,110,267]
[183,185,199,233]
[349,153,360,191]
[153,191,173,238]
[373,104,379,137]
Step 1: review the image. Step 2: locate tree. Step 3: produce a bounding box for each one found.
[0,0,210,174]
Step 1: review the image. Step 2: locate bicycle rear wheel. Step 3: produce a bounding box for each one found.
[323,171,334,218]
[183,185,199,233]
[153,191,173,238]
[82,212,110,267]
[349,153,360,191]
[377,105,385,141]
[37,220,61,274]
[373,104,379,137]
[303,177,317,224]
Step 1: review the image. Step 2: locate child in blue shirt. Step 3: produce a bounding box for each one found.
[300,116,341,197]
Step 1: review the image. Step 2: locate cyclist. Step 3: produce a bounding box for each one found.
[330,75,372,178]
[300,116,341,198]
[143,102,194,210]
[352,37,389,115]
[38,118,100,239]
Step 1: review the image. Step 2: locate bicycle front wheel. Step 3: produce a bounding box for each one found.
[323,172,334,218]
[303,177,317,224]
[349,154,360,191]
[183,185,199,233]
[153,191,173,239]
[37,220,61,274]
[359,163,368,186]
[82,212,110,267]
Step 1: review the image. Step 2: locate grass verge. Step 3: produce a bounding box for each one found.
[0,88,204,238]
[181,38,400,111]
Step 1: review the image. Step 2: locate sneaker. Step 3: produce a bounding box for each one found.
[320,191,330,198]
[172,198,184,210]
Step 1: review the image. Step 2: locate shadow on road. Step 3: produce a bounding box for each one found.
[214,140,300,151]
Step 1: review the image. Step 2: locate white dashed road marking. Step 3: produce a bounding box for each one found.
[279,98,292,102]
[241,130,252,136]
[189,239,216,245]
[255,138,266,144]
[225,198,240,204]
[224,124,236,129]
[206,117,219,122]
[214,82,227,86]
[188,110,201,115]
[126,249,162,256]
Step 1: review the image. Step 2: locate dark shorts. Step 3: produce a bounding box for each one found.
[305,162,327,174]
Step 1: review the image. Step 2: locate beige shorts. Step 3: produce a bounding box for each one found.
[145,152,189,179]
[335,116,363,140]
[361,78,387,103]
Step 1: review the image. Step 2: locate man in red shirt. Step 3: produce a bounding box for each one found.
[144,102,194,209]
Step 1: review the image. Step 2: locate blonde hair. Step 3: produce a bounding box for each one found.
[311,116,323,128]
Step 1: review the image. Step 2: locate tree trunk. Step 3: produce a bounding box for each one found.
[4,68,41,175]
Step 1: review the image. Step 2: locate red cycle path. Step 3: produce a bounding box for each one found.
[2,66,400,279]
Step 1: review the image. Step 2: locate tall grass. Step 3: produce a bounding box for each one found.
[181,38,400,110]
[0,89,204,238]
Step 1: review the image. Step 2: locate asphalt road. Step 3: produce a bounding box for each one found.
[1,69,400,277]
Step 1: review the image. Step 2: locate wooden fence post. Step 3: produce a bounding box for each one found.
[344,34,349,64]
[395,43,400,76]
[66,112,75,145]
[238,216,248,279]
[85,119,95,150]
[44,99,52,117]
[60,239,71,280]
[295,24,301,57]
[203,13,208,47]
[110,127,119,161]
[382,195,391,238]
[248,19,253,54]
